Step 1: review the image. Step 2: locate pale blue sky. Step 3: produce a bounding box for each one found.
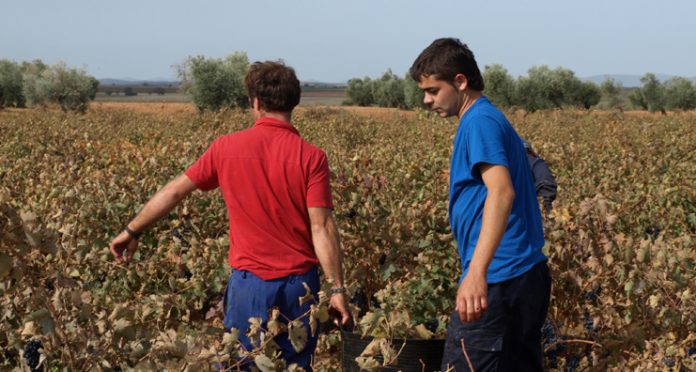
[1,0,694,82]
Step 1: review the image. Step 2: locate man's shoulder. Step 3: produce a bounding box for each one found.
[460,111,510,139]
[302,138,326,154]
[214,127,254,143]
[300,140,328,167]
[462,98,507,123]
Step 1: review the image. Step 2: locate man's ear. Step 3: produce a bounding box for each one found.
[251,97,260,110]
[454,73,469,92]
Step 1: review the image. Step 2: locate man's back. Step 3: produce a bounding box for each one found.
[185,117,333,280]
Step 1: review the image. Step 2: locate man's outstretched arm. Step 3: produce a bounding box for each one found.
[110,174,198,263]
[308,207,352,326]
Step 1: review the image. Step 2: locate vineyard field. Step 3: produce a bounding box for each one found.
[0,103,694,371]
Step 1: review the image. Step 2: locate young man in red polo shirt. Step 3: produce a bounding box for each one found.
[109,61,351,369]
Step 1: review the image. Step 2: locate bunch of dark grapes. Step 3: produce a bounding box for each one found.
[23,340,43,372]
[342,208,357,219]
[583,312,595,334]
[172,225,191,248]
[424,318,439,333]
[43,278,54,291]
[645,225,661,238]
[350,288,367,312]
[541,319,558,350]
[584,284,602,302]
[542,319,561,368]
[564,355,580,372]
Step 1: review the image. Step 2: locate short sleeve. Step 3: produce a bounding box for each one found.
[306,151,334,209]
[467,115,509,177]
[184,140,220,191]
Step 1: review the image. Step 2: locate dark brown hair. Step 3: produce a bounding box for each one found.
[409,38,485,91]
[244,61,301,112]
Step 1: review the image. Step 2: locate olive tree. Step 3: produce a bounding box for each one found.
[21,60,48,106]
[483,64,516,108]
[664,77,696,110]
[22,61,98,113]
[630,73,666,113]
[0,60,26,108]
[514,65,600,112]
[373,70,405,108]
[177,52,249,112]
[345,77,374,106]
[573,81,601,110]
[599,78,624,110]
[403,74,424,109]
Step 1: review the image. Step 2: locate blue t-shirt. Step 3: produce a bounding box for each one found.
[449,96,546,284]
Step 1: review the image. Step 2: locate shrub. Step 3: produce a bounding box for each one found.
[664,77,696,110]
[515,65,600,112]
[23,61,98,113]
[0,60,26,108]
[630,73,666,113]
[403,74,423,109]
[177,52,249,112]
[483,64,516,108]
[372,70,405,108]
[345,77,375,106]
[599,78,624,110]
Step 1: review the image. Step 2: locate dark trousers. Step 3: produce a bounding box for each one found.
[222,266,320,370]
[441,261,551,372]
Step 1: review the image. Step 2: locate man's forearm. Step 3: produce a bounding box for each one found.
[311,215,344,288]
[127,175,195,232]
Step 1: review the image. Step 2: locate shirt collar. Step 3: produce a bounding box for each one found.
[253,117,299,135]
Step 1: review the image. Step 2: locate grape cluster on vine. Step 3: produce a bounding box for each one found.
[23,340,43,372]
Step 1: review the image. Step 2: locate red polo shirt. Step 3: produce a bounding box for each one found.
[184,117,334,280]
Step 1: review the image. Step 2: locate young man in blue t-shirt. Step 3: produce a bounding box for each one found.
[410,38,551,371]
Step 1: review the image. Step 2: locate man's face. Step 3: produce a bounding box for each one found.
[417,75,463,118]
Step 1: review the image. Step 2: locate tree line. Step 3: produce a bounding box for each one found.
[346,65,696,112]
[3,53,695,113]
[0,59,99,113]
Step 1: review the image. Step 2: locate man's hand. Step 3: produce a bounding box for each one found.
[455,271,488,323]
[110,230,139,264]
[329,292,352,327]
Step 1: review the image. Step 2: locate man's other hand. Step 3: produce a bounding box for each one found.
[329,292,353,328]
[110,230,138,264]
[455,271,488,323]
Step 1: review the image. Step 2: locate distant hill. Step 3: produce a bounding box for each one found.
[582,74,696,87]
[99,78,179,87]
[98,78,346,88]
[99,76,696,90]
[95,78,346,99]
[301,80,347,89]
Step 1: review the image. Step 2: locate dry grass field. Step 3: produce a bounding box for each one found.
[1,102,694,371]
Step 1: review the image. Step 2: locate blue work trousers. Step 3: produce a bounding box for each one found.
[223,266,320,370]
[441,261,551,371]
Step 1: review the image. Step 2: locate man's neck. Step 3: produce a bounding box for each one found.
[256,111,292,123]
[457,90,483,119]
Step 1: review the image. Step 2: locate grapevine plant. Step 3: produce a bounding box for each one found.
[0,106,694,371]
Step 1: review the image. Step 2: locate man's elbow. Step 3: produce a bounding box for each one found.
[310,219,330,235]
[162,184,188,203]
[504,188,516,205]
[491,186,515,205]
